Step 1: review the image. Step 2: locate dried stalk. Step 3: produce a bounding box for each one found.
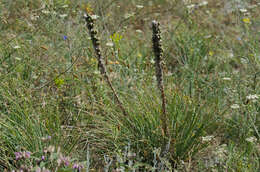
[151,20,168,137]
[84,13,127,116]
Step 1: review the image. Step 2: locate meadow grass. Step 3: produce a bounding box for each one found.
[0,0,260,171]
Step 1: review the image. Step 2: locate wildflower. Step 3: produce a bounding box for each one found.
[136,5,144,9]
[124,13,134,19]
[222,77,231,81]
[73,163,84,171]
[106,42,114,47]
[84,3,93,14]
[46,145,55,153]
[58,155,70,166]
[246,136,257,143]
[230,104,239,109]
[93,70,100,75]
[31,15,39,21]
[198,1,208,7]
[62,4,69,8]
[242,18,251,24]
[214,144,227,158]
[208,51,214,56]
[54,78,65,88]
[108,60,119,65]
[135,29,143,33]
[36,167,41,172]
[63,35,68,40]
[110,33,123,44]
[13,45,21,49]
[42,168,50,172]
[186,4,195,9]
[202,135,214,142]
[59,14,68,18]
[246,94,259,102]
[90,15,99,20]
[15,152,23,160]
[24,151,31,159]
[204,35,212,39]
[41,10,50,14]
[137,52,142,58]
[228,51,234,58]
[239,8,247,13]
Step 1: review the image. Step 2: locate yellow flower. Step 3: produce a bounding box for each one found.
[242,18,251,24]
[54,78,64,88]
[110,33,123,44]
[83,3,93,14]
[137,52,142,58]
[209,51,214,56]
[108,60,120,65]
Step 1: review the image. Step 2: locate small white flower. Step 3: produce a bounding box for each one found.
[150,59,155,64]
[198,1,208,7]
[187,4,195,9]
[214,144,228,159]
[135,29,143,33]
[13,45,21,49]
[62,4,69,8]
[228,52,234,58]
[15,57,22,61]
[222,77,231,81]
[106,42,114,47]
[239,8,247,13]
[246,94,259,102]
[42,10,50,14]
[241,58,248,64]
[59,14,68,18]
[31,15,39,21]
[202,135,214,142]
[204,35,212,39]
[230,104,239,109]
[94,70,100,75]
[91,15,99,20]
[124,13,134,19]
[136,5,144,9]
[246,136,257,143]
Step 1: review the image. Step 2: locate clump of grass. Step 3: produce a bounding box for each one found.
[82,19,214,169]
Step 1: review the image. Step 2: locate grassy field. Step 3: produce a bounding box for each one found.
[0,0,260,171]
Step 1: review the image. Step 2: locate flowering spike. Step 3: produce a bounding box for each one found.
[84,13,127,116]
[152,20,168,138]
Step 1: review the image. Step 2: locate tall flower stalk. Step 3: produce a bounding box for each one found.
[84,13,127,116]
[152,20,168,137]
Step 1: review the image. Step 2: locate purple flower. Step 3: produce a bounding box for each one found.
[24,151,31,159]
[73,163,83,171]
[35,167,41,172]
[15,152,22,160]
[41,155,45,160]
[63,35,68,40]
[58,155,70,166]
[63,157,70,166]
